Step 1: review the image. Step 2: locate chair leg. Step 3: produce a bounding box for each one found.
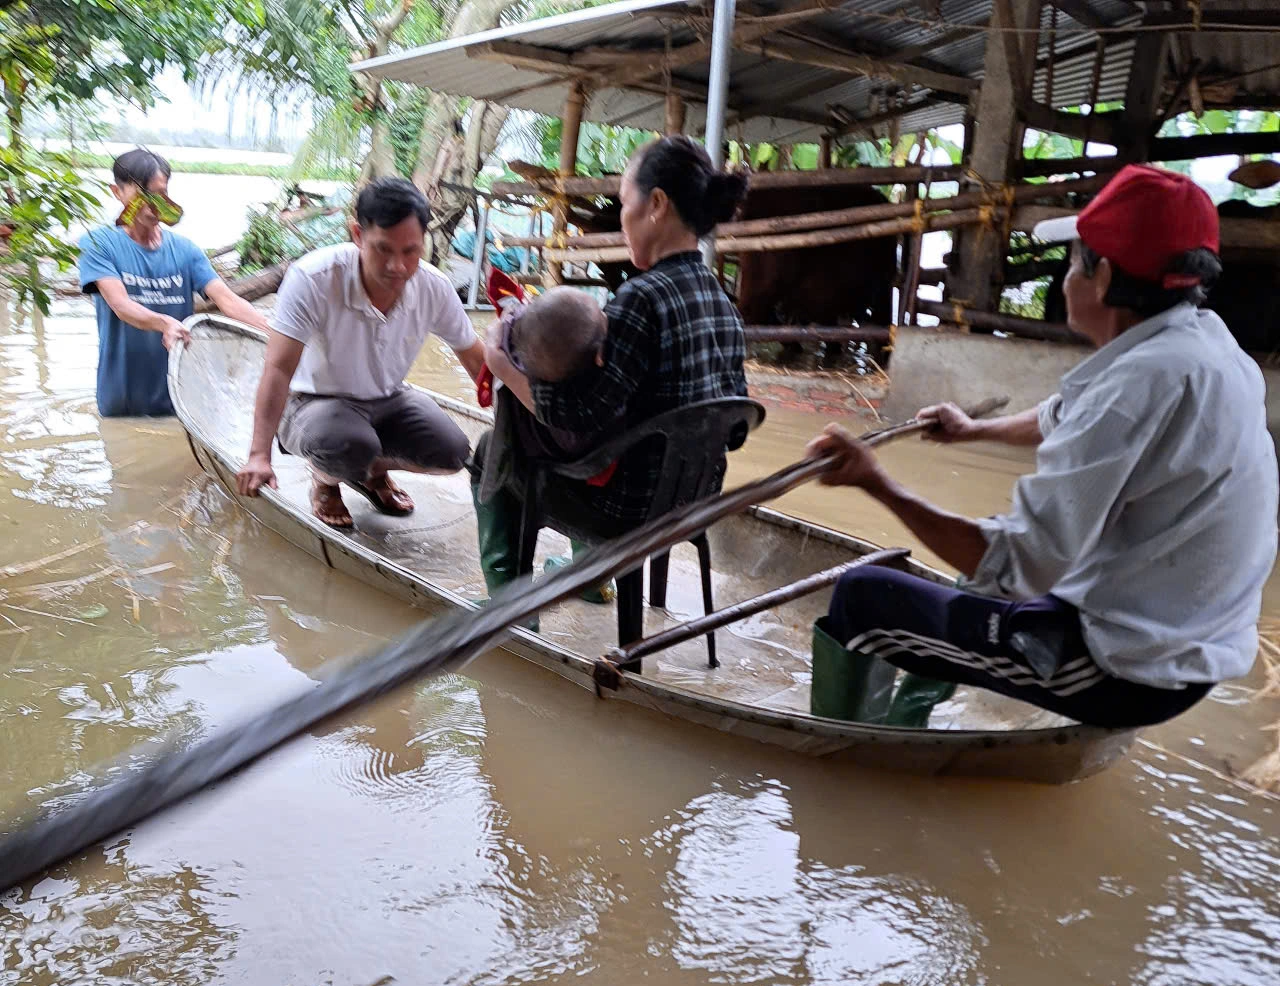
[516,473,543,578]
[649,551,670,608]
[616,567,645,674]
[692,533,717,668]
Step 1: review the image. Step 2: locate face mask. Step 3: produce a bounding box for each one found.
[117,189,184,227]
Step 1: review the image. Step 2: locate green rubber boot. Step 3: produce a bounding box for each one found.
[885,673,957,728]
[543,540,617,604]
[809,618,897,723]
[470,476,537,632]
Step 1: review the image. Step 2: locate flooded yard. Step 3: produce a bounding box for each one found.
[0,297,1276,985]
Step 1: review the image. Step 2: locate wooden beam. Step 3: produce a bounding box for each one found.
[472,38,834,130]
[602,0,836,93]
[757,38,978,96]
[493,163,964,200]
[1019,130,1280,177]
[1143,8,1280,30]
[664,92,686,134]
[542,207,991,262]
[1045,0,1108,29]
[916,299,1087,345]
[1021,103,1121,143]
[829,96,953,139]
[894,17,991,62]
[546,80,588,288]
[1120,28,1169,161]
[949,0,1036,312]
[502,174,1106,250]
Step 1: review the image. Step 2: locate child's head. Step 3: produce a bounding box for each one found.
[509,287,607,382]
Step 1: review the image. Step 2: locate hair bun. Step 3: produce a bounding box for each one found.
[705,170,750,227]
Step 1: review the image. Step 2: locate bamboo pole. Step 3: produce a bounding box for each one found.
[743,325,892,344]
[664,92,686,135]
[493,163,965,199]
[914,299,1086,345]
[617,548,911,664]
[543,208,992,263]
[903,164,933,327]
[503,174,1107,251]
[546,81,588,288]
[897,178,921,327]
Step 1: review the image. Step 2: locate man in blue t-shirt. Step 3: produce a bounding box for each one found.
[78,148,270,417]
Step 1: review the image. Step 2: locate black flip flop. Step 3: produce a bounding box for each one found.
[347,479,415,517]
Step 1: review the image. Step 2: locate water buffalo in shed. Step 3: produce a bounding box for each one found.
[1206,199,1280,354]
[733,182,896,366]
[566,179,897,367]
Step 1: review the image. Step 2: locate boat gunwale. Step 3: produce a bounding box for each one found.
[171,314,1137,763]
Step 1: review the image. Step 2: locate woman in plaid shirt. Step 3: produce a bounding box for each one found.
[472,136,751,599]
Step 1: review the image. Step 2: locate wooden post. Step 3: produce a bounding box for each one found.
[947,0,1036,313]
[546,81,588,288]
[664,92,686,135]
[1120,29,1170,163]
[818,134,833,170]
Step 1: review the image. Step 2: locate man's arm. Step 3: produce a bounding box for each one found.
[204,278,272,333]
[808,424,989,575]
[94,278,190,349]
[236,330,304,496]
[867,479,990,576]
[917,402,1044,447]
[454,337,486,383]
[484,332,536,412]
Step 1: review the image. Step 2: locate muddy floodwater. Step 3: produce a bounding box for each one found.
[1,298,1278,985]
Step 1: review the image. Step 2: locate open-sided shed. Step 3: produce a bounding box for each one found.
[352,1,1280,338]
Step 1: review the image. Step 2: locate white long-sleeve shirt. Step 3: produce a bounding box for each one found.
[969,303,1278,688]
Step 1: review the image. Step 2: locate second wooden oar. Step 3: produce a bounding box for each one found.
[613,547,911,665]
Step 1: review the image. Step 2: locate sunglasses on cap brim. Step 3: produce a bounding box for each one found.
[116,190,184,227]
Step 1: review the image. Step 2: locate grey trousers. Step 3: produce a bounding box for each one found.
[278,388,471,484]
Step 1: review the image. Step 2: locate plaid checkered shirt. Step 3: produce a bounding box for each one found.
[531,251,748,525]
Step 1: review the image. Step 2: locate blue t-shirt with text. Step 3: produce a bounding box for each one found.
[78,226,217,416]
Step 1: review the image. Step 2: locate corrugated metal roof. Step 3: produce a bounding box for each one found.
[351,0,1280,146]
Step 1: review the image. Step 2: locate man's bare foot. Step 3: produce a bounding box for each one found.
[310,480,353,528]
[351,472,414,515]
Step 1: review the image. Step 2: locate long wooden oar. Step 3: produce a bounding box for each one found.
[614,547,912,665]
[0,395,1007,893]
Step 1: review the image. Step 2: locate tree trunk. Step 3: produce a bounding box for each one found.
[410,0,569,263]
[352,0,415,187]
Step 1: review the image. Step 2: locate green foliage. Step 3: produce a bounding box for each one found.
[0,146,102,313]
[5,0,263,112]
[43,150,354,181]
[237,207,288,272]
[499,116,656,180]
[1000,279,1051,320]
[833,131,963,169]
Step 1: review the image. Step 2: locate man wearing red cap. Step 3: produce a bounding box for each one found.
[805,165,1278,730]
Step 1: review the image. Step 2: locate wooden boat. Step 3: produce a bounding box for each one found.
[170,315,1137,784]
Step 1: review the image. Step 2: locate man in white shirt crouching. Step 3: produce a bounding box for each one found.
[806,165,1278,730]
[236,177,485,528]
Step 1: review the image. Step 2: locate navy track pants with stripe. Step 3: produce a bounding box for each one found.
[825,566,1210,729]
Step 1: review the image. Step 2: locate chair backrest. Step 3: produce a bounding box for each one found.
[561,397,766,523]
